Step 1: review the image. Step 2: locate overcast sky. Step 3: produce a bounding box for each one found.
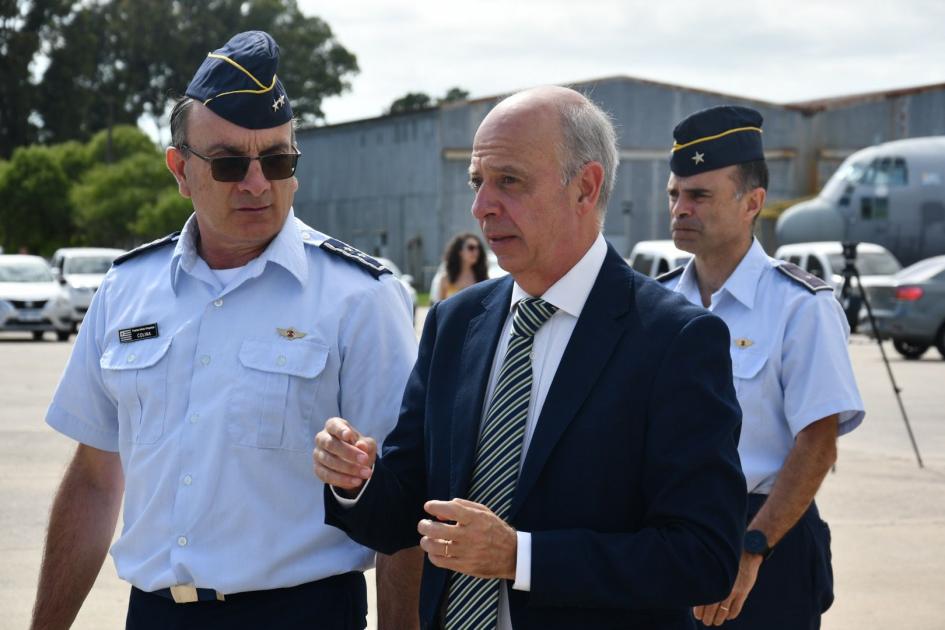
[297,0,945,125]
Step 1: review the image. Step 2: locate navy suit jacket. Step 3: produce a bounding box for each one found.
[326,245,746,629]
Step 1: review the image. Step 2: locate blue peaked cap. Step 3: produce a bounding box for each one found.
[185,30,293,129]
[670,105,764,176]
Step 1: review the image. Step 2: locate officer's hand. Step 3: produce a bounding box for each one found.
[417,499,517,581]
[693,552,762,626]
[313,417,376,495]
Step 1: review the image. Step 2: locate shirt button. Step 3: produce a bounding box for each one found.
[177,536,188,547]
[189,413,199,424]
[276,355,287,366]
[183,475,193,486]
[200,355,211,366]
[126,354,136,363]
[213,299,223,308]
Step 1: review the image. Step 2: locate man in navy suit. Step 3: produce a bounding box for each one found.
[314,86,747,629]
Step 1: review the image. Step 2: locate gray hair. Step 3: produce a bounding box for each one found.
[168,96,298,149]
[557,99,619,217]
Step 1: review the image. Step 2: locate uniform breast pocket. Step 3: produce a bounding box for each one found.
[227,338,329,451]
[100,338,173,444]
[731,345,769,423]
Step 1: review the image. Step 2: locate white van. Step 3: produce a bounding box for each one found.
[773,241,901,330]
[626,240,692,277]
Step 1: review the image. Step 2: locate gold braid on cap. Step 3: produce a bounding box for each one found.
[672,126,762,152]
[202,52,277,105]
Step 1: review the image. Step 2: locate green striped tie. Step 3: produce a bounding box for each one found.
[444,297,558,630]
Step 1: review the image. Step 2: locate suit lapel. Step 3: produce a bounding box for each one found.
[511,247,633,518]
[449,277,513,499]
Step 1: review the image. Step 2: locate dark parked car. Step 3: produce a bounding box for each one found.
[861,255,945,359]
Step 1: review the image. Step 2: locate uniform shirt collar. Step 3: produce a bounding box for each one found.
[510,232,607,318]
[675,238,768,310]
[720,238,769,309]
[171,208,308,293]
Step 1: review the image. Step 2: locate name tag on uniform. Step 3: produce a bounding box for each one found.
[119,323,159,343]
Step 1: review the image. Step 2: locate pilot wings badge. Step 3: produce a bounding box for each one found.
[277,327,307,340]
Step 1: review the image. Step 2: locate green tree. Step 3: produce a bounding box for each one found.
[71,151,176,247]
[387,92,433,115]
[0,0,72,157]
[47,141,92,182]
[86,125,160,165]
[133,189,193,240]
[439,87,469,104]
[0,145,73,255]
[33,0,358,144]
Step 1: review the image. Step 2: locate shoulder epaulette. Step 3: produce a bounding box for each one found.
[774,262,833,293]
[319,238,391,280]
[113,232,180,266]
[656,266,685,283]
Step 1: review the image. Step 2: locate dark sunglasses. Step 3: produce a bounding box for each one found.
[180,144,301,182]
[464,243,480,251]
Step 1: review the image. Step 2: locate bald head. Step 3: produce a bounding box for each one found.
[477,86,618,215]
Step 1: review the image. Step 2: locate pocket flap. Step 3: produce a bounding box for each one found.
[731,345,768,380]
[238,338,329,379]
[100,337,172,371]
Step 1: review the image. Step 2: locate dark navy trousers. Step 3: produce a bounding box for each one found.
[721,494,834,630]
[126,571,367,630]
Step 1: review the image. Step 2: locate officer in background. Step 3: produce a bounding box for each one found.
[30,31,418,630]
[660,105,865,629]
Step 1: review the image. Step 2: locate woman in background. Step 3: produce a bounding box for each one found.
[436,232,488,301]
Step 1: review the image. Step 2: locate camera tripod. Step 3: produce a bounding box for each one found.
[839,242,923,468]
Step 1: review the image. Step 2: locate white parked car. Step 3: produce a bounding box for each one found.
[0,255,74,341]
[625,240,692,277]
[49,247,125,327]
[773,241,902,330]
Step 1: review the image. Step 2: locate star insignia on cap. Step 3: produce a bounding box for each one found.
[272,94,286,111]
[692,151,705,165]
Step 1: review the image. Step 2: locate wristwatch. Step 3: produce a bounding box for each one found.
[744,529,773,559]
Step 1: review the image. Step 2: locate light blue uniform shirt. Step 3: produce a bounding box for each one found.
[46,210,418,594]
[662,239,864,494]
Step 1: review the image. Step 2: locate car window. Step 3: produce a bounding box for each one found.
[0,261,54,282]
[630,253,654,275]
[64,256,115,274]
[805,255,826,279]
[828,251,901,276]
[656,258,670,275]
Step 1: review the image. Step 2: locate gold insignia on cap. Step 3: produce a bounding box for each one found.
[277,327,307,340]
[735,338,753,348]
[692,151,705,165]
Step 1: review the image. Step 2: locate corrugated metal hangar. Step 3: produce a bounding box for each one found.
[293,77,945,287]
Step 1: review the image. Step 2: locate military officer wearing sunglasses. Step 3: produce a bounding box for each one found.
[32,31,419,630]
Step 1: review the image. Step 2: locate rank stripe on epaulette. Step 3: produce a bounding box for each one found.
[113,232,181,266]
[656,266,685,283]
[319,238,391,280]
[775,262,833,293]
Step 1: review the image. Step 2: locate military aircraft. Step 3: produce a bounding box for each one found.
[776,137,945,266]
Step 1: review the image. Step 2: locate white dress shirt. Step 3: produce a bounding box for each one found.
[488,233,607,629]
